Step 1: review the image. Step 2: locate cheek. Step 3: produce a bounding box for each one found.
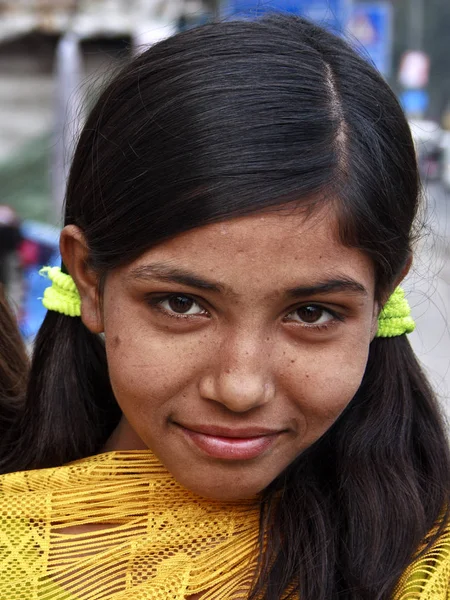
[284,338,370,436]
[104,313,210,416]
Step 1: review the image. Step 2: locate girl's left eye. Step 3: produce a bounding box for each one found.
[156,294,206,316]
[285,305,338,327]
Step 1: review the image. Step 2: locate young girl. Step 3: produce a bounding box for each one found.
[1,14,449,600]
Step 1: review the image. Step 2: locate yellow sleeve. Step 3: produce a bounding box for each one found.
[394,527,450,599]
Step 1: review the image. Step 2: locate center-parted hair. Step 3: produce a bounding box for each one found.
[5,14,449,600]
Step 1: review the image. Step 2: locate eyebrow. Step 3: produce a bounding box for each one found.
[286,278,368,299]
[127,263,368,298]
[127,263,224,293]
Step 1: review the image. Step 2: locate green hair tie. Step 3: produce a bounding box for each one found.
[40,266,81,317]
[39,268,415,338]
[376,286,415,338]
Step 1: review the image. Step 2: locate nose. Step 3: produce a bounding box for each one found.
[198,332,276,412]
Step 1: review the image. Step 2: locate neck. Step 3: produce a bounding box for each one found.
[101,416,148,452]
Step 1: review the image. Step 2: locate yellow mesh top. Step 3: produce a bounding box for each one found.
[393,518,450,600]
[0,450,448,599]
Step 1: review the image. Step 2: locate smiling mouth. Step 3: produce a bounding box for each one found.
[175,424,284,461]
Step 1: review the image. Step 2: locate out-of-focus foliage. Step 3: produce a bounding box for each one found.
[0,135,51,223]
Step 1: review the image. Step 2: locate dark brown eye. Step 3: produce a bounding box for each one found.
[152,294,206,318]
[295,305,324,323]
[286,304,338,327]
[167,295,195,314]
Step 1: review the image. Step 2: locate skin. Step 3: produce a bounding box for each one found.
[61,207,380,501]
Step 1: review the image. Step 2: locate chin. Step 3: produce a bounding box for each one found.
[148,440,285,500]
[186,482,264,501]
[171,469,270,501]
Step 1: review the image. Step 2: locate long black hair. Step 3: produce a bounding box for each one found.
[5,14,450,599]
[0,289,28,451]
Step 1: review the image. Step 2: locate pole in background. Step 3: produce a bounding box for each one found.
[51,30,84,224]
[408,0,424,52]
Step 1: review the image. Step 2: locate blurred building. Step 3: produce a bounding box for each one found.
[0,1,216,41]
[0,0,218,324]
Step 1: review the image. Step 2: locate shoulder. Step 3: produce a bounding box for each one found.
[394,521,450,599]
[0,452,117,493]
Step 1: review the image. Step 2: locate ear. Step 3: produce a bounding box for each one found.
[60,225,104,333]
[395,254,413,287]
[380,254,413,306]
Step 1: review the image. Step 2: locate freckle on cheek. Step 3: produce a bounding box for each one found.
[113,336,121,349]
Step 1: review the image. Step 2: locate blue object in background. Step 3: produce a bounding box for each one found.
[347,2,393,78]
[400,89,430,116]
[20,220,59,249]
[18,220,60,340]
[224,0,352,31]
[21,251,60,340]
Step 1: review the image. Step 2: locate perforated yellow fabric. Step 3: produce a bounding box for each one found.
[0,451,260,599]
[393,520,450,599]
[0,451,449,599]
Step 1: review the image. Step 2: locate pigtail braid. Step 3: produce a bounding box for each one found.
[10,311,120,472]
[255,335,450,600]
[333,335,450,598]
[0,291,28,473]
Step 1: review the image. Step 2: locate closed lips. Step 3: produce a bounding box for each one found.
[176,424,284,460]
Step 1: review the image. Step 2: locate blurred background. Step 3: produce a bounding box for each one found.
[0,0,449,413]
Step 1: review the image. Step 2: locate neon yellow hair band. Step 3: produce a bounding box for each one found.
[375,286,415,338]
[39,267,415,337]
[40,266,81,318]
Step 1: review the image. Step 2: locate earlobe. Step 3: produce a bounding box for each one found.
[59,225,104,333]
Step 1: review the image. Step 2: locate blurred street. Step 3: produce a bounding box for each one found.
[0,36,122,223]
[407,181,450,417]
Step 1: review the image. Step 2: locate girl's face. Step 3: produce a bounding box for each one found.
[68,208,378,500]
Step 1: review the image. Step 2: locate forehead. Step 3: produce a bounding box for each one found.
[126,208,375,295]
